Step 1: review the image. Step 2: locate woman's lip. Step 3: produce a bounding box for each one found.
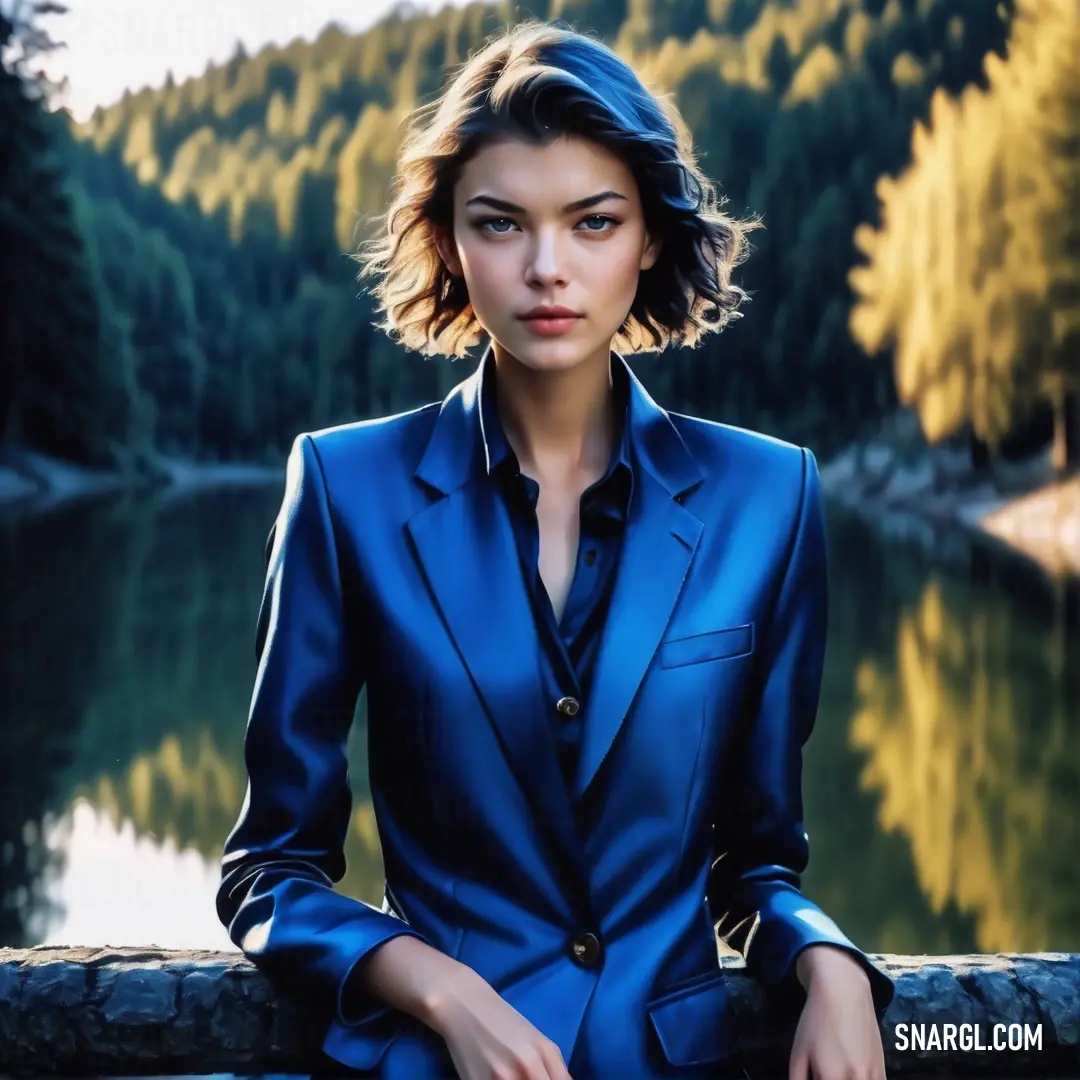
[520,315,581,336]
[520,311,581,319]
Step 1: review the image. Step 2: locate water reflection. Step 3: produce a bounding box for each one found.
[0,487,384,950]
[0,487,1076,953]
[813,507,1079,954]
[41,799,228,948]
[848,569,1078,953]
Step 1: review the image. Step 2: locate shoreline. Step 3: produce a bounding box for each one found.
[976,477,1080,578]
[820,426,1079,579]
[0,449,282,515]
[3,438,1077,579]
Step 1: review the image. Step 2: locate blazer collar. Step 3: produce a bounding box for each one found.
[414,345,704,502]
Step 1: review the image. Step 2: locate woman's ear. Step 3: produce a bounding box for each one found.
[434,225,463,277]
[640,230,663,271]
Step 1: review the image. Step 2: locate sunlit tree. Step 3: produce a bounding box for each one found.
[849,86,1014,450]
[994,0,1080,472]
[850,0,1079,468]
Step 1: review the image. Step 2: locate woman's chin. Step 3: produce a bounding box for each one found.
[495,330,611,374]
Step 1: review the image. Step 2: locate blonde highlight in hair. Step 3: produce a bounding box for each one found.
[353,20,759,358]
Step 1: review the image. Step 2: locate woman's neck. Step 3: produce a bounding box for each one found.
[491,344,618,482]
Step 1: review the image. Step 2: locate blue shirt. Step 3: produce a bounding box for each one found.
[478,357,634,792]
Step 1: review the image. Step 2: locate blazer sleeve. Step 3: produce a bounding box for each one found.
[216,432,429,1030]
[707,447,895,1019]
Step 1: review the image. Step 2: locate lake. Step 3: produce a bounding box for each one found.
[1,483,1078,957]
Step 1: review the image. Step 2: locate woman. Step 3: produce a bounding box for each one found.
[217,20,894,1080]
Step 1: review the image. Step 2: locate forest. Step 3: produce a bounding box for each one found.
[1,0,1077,477]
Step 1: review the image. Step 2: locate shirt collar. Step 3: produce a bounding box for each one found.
[413,345,703,504]
[477,347,634,494]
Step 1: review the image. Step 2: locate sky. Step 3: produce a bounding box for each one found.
[24,0,468,122]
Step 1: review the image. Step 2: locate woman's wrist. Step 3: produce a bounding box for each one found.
[421,961,488,1035]
[795,943,867,993]
[350,933,475,1030]
[365,933,486,1033]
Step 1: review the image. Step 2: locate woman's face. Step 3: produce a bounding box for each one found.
[441,133,661,374]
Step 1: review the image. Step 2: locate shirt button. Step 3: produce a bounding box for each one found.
[583,549,597,567]
[556,696,580,717]
[569,931,602,968]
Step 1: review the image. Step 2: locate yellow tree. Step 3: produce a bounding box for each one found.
[849,0,1080,469]
[848,84,1020,451]
[992,0,1080,472]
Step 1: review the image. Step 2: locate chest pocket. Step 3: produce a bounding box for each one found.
[658,623,754,669]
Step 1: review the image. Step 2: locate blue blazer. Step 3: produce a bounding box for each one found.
[217,352,894,1078]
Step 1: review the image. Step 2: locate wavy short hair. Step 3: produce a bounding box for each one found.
[354,20,758,357]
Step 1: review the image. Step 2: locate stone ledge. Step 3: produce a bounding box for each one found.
[0,949,1077,1076]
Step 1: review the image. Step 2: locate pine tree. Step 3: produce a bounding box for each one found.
[0,2,117,465]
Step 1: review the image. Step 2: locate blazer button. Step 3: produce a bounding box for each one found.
[556,695,580,717]
[569,931,602,968]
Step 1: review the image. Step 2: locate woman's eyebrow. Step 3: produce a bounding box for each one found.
[464,190,629,213]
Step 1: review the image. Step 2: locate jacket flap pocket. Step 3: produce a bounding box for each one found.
[646,969,735,1066]
[659,624,754,669]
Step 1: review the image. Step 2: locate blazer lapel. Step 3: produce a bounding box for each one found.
[572,468,703,799]
[573,357,707,800]
[406,366,587,887]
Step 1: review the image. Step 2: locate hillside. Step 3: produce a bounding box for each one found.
[5,0,1052,475]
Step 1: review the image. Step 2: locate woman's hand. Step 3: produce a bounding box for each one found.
[428,966,574,1080]
[352,935,571,1079]
[789,944,887,1080]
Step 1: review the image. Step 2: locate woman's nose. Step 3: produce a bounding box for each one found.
[525,229,568,286]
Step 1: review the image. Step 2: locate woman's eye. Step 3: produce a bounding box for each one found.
[474,214,618,236]
[578,214,617,232]
[479,217,516,234]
